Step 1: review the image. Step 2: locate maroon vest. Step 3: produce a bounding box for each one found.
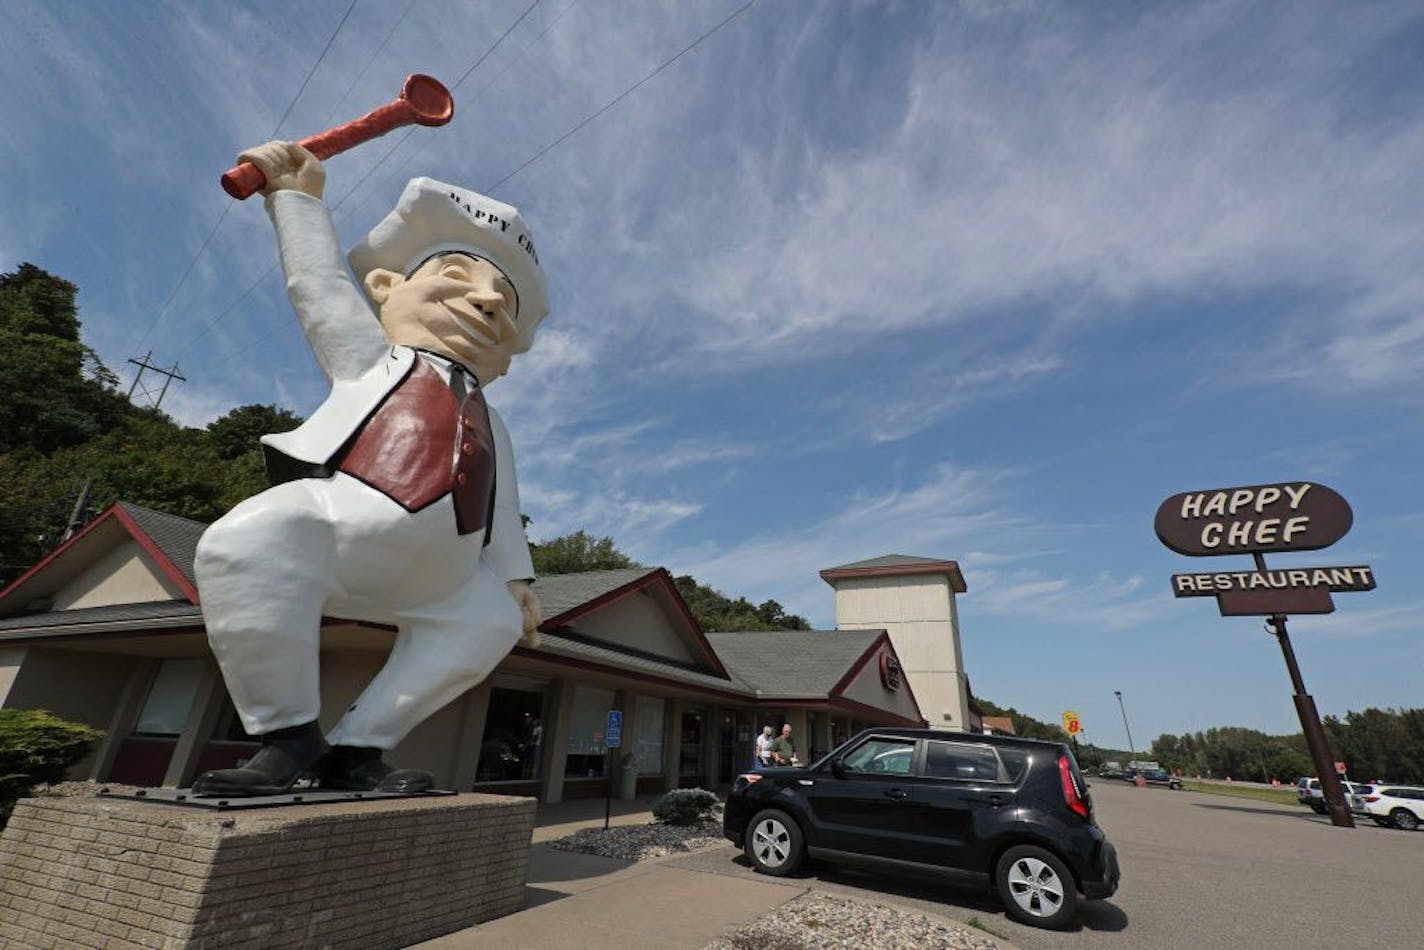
[337,357,495,538]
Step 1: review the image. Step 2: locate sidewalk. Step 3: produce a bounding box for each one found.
[413,796,1015,950]
[414,795,806,949]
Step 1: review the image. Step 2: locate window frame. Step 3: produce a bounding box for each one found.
[919,738,1014,785]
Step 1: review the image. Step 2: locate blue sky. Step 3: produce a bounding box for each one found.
[3,1,1421,747]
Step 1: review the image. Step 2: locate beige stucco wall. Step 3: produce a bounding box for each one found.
[315,647,469,788]
[833,574,970,730]
[837,646,926,723]
[0,647,26,706]
[568,589,697,664]
[51,541,186,610]
[2,647,142,776]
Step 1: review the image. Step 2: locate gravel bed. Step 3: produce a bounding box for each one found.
[703,892,1003,950]
[38,780,140,798]
[547,819,726,861]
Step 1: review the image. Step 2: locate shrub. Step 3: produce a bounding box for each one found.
[652,787,720,826]
[0,708,102,827]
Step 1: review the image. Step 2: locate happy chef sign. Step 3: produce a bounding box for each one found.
[1153,481,1375,615]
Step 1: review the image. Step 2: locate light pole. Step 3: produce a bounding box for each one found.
[1114,690,1137,763]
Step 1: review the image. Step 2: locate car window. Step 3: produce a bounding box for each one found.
[842,737,916,775]
[997,747,1030,782]
[923,740,1004,782]
[1354,785,1373,795]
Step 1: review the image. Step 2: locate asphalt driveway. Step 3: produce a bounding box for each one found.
[668,779,1422,948]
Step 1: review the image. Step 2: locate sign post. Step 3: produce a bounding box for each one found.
[603,710,622,831]
[1154,481,1372,829]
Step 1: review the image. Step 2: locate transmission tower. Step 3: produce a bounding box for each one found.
[127,351,186,409]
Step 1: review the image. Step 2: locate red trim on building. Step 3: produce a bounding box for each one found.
[540,568,729,679]
[0,506,123,608]
[109,506,201,603]
[507,645,746,702]
[818,560,967,593]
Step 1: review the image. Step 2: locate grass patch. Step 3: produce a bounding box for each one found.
[964,916,1008,940]
[1181,780,1300,806]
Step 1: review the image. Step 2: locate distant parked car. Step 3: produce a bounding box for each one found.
[1351,785,1424,831]
[1128,769,1182,790]
[724,728,1120,930]
[1297,777,1360,814]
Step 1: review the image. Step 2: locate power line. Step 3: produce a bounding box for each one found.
[126,1,361,360]
[322,0,420,129]
[206,1,759,370]
[328,0,544,214]
[271,0,360,139]
[487,0,757,193]
[177,0,546,361]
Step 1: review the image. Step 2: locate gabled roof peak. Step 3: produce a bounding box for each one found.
[819,554,967,593]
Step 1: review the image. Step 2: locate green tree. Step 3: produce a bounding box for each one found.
[974,698,1069,742]
[0,709,102,827]
[672,575,811,632]
[0,263,130,455]
[0,263,301,581]
[530,530,640,575]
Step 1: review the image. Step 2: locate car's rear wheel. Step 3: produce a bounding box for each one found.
[1390,808,1419,831]
[1310,803,1327,814]
[995,845,1078,930]
[745,809,804,876]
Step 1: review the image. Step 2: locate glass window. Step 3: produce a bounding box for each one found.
[924,741,1004,782]
[134,658,205,736]
[843,736,916,775]
[477,686,546,782]
[679,709,704,779]
[565,686,616,778]
[997,747,1031,782]
[634,696,665,775]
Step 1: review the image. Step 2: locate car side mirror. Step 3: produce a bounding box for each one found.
[830,757,847,779]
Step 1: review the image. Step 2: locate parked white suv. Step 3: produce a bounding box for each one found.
[1296,777,1359,815]
[1351,785,1424,831]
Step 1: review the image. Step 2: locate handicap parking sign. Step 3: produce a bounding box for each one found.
[606,710,622,748]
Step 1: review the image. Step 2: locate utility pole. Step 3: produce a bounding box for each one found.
[61,480,94,543]
[127,351,186,409]
[1114,690,1137,762]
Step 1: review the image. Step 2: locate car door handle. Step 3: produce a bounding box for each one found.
[884,788,908,800]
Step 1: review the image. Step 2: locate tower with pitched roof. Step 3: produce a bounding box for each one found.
[819,554,971,730]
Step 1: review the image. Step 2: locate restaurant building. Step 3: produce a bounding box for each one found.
[0,503,978,801]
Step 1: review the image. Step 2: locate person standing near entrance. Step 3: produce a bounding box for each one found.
[772,723,797,767]
[754,725,775,770]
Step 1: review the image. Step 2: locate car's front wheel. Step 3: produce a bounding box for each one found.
[745,809,805,876]
[1310,802,1327,814]
[1389,808,1419,831]
[995,845,1078,930]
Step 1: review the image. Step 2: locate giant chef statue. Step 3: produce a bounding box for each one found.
[191,142,545,797]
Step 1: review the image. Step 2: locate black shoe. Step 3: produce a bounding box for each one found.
[320,745,435,793]
[191,721,328,797]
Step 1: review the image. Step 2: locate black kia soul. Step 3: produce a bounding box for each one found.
[723,728,1120,930]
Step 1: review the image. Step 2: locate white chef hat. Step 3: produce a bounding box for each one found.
[347,177,549,353]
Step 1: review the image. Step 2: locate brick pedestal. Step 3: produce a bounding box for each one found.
[0,793,536,949]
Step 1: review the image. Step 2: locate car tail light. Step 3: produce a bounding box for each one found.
[1364,795,1379,803]
[1058,755,1090,819]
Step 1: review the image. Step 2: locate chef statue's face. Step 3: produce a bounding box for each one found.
[364,252,519,386]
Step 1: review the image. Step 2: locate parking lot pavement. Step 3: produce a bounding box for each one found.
[669,781,1422,949]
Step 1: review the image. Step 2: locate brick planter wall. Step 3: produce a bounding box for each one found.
[0,793,536,949]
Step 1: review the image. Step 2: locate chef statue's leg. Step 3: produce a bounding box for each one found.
[320,567,525,791]
[190,482,338,795]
